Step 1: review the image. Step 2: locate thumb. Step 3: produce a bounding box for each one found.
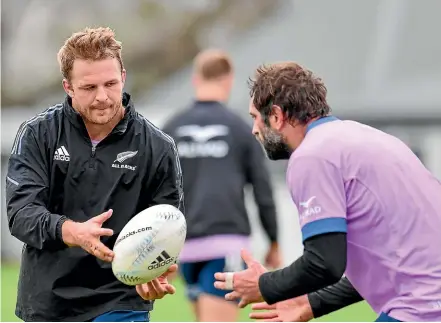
[159,264,178,281]
[92,209,113,224]
[165,264,178,275]
[241,249,255,267]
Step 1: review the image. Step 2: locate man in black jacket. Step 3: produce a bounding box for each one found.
[162,49,281,322]
[5,27,183,322]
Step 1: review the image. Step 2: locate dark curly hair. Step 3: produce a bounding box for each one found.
[248,62,330,125]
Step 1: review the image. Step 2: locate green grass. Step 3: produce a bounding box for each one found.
[1,263,376,322]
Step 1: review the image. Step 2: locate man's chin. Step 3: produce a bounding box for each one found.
[88,116,112,125]
[266,153,289,161]
[264,149,292,161]
[88,111,117,125]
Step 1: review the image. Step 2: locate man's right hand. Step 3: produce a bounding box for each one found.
[61,209,115,262]
[249,295,314,322]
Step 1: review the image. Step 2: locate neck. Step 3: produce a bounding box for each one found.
[84,120,117,142]
[285,126,306,152]
[195,85,229,103]
[286,117,322,151]
[286,116,330,151]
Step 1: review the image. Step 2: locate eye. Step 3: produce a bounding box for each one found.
[106,82,117,87]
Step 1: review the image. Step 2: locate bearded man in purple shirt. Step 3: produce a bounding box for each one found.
[214,61,441,322]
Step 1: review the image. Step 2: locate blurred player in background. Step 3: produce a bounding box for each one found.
[214,62,441,322]
[162,49,281,322]
[5,27,182,322]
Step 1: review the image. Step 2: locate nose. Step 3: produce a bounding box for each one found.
[95,86,108,102]
[252,122,259,137]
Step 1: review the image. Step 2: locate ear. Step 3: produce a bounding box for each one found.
[269,105,285,131]
[121,69,127,86]
[62,79,74,98]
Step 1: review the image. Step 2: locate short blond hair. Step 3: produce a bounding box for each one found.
[193,49,233,80]
[57,27,124,80]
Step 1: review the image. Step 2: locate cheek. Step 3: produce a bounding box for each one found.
[107,85,123,103]
[73,90,94,104]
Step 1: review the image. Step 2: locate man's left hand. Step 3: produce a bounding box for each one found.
[214,249,267,308]
[136,264,178,300]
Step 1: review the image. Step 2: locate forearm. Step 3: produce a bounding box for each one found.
[6,127,68,251]
[258,204,278,242]
[258,233,347,304]
[308,276,363,318]
[247,137,278,242]
[8,204,68,250]
[252,170,278,242]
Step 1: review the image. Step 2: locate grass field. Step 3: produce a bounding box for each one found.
[1,263,376,322]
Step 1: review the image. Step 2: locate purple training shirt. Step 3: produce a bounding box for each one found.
[287,116,441,321]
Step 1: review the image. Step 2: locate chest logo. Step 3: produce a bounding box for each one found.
[112,150,137,171]
[54,145,70,162]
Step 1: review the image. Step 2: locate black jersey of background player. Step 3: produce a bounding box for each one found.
[162,100,278,242]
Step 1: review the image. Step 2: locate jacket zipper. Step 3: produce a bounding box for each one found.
[89,146,96,168]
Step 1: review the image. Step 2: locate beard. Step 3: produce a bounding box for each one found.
[80,100,122,125]
[259,126,292,160]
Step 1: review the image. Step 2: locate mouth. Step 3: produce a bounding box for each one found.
[92,106,111,111]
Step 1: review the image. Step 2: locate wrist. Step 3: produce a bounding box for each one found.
[298,295,314,321]
[307,293,321,318]
[258,272,273,304]
[61,219,77,247]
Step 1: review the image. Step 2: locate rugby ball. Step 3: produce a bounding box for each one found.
[112,204,187,286]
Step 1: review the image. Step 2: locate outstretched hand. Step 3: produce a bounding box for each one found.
[214,249,267,308]
[62,209,115,262]
[249,295,314,322]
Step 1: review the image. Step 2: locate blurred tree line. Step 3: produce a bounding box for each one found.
[2,0,280,107]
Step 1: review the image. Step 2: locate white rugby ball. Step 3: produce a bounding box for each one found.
[112,204,187,286]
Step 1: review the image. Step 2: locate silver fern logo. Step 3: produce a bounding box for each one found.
[112,151,138,171]
[114,151,138,163]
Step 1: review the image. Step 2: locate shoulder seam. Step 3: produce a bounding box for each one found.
[11,104,63,155]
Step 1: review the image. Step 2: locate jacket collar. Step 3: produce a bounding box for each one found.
[64,92,135,136]
[305,115,339,133]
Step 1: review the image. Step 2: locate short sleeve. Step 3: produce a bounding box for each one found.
[287,156,347,242]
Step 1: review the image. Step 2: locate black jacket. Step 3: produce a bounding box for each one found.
[162,100,277,242]
[5,93,184,322]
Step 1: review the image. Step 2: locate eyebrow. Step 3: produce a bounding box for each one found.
[79,79,119,87]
